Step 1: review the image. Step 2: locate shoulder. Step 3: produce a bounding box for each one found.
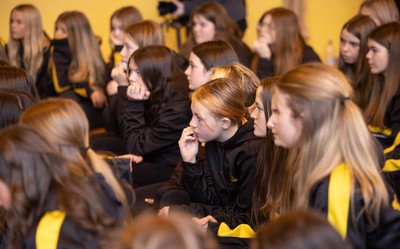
[302,45,321,63]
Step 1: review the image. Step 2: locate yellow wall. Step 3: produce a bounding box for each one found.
[1,0,363,62]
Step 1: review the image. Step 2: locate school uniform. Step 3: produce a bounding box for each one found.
[369,93,400,199]
[51,38,106,128]
[253,45,321,79]
[13,174,124,248]
[118,73,192,187]
[168,119,263,216]
[310,163,400,249]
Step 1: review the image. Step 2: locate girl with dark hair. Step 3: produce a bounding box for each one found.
[0,125,125,248]
[338,15,377,109]
[180,2,252,67]
[119,45,191,187]
[185,40,239,90]
[252,7,320,79]
[0,65,40,100]
[365,22,400,200]
[0,89,37,130]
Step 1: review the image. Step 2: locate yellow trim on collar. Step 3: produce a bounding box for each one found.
[328,163,351,239]
[36,210,66,249]
[368,125,392,137]
[217,222,255,238]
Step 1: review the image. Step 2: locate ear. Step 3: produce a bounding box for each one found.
[220,117,232,130]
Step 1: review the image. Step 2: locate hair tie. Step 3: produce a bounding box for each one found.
[339,96,350,107]
[80,146,90,152]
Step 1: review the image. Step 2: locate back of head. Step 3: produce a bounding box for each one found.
[253,210,351,249]
[20,98,88,155]
[112,213,219,249]
[110,6,143,30]
[192,40,239,71]
[0,66,40,100]
[191,78,247,126]
[124,20,165,47]
[0,125,70,247]
[360,0,399,25]
[0,89,37,130]
[262,7,302,43]
[211,63,260,107]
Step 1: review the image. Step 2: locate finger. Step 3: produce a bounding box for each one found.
[145,198,154,204]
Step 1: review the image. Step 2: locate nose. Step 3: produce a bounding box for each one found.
[267,115,274,129]
[366,50,372,59]
[189,116,196,127]
[185,66,191,77]
[250,107,258,120]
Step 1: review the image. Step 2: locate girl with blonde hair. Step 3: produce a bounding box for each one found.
[7,4,52,98]
[252,7,320,78]
[210,63,260,108]
[359,0,399,26]
[267,62,400,248]
[20,98,132,219]
[51,11,107,128]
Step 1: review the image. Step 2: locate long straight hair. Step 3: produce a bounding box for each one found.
[0,125,123,248]
[8,4,49,81]
[251,77,290,226]
[278,63,388,224]
[128,46,187,126]
[364,22,400,128]
[19,98,130,219]
[254,8,305,76]
[54,11,105,88]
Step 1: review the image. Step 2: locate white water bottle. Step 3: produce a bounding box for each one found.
[325,40,336,66]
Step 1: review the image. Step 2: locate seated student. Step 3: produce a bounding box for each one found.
[365,22,400,199]
[0,89,37,130]
[107,6,142,78]
[267,62,400,249]
[101,20,165,138]
[51,11,107,129]
[191,77,287,249]
[251,7,320,79]
[180,2,252,67]
[20,98,133,217]
[253,210,352,249]
[7,4,52,98]
[158,78,262,221]
[133,40,240,214]
[359,0,399,26]
[338,15,376,110]
[119,45,191,187]
[109,212,219,249]
[0,125,126,248]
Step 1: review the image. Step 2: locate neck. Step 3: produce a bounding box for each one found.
[218,124,239,143]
